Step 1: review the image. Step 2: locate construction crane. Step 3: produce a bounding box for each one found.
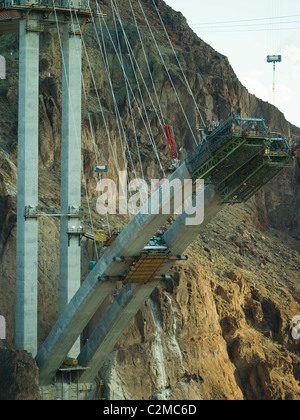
[164,125,181,171]
[267,55,282,92]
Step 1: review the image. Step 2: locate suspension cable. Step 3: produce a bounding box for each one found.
[110,0,167,174]
[73,6,131,232]
[128,0,166,127]
[93,0,166,177]
[111,2,145,181]
[94,5,139,187]
[112,0,175,168]
[136,0,199,146]
[71,7,113,237]
[152,0,206,128]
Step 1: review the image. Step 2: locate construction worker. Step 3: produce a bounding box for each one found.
[291,144,298,156]
[206,121,213,132]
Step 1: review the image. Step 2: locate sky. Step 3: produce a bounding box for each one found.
[164,0,300,127]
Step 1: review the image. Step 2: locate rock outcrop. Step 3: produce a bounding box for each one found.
[0,340,40,400]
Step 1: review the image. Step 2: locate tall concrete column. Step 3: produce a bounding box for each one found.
[15,20,39,356]
[59,25,82,358]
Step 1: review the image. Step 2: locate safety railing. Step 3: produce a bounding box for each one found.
[24,206,83,218]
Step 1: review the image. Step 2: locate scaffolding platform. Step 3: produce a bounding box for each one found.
[123,252,171,284]
[0,2,103,36]
[218,152,294,204]
[186,114,296,203]
[24,206,83,218]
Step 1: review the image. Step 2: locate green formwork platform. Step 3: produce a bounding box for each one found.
[186,115,296,204]
[187,118,281,185]
[218,153,294,204]
[204,140,267,184]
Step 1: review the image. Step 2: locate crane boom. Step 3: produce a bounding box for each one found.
[164,125,177,159]
[164,125,181,171]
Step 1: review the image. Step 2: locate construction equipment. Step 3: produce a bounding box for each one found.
[94,229,107,242]
[94,165,109,173]
[267,54,282,63]
[62,358,79,367]
[164,125,181,171]
[122,234,183,284]
[186,114,296,203]
[105,229,120,247]
[267,55,282,92]
[143,232,169,253]
[89,261,96,271]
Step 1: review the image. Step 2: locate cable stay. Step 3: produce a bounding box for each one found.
[136,0,199,147]
[109,0,162,178]
[51,1,101,258]
[151,0,206,129]
[111,2,145,181]
[68,7,111,248]
[128,0,166,127]
[93,0,167,177]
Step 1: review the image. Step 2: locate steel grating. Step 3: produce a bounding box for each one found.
[124,253,170,284]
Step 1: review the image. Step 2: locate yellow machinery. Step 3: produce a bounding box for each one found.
[63,358,79,367]
[105,230,120,247]
[94,229,107,242]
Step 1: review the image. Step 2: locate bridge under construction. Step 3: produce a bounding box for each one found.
[0,0,297,400]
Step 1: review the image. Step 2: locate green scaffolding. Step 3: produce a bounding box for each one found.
[218,153,294,204]
[185,116,295,204]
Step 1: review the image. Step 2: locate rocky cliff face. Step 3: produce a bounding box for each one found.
[0,340,40,400]
[0,0,299,400]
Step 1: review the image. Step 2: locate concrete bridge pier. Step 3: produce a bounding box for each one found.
[59,24,82,359]
[15,19,40,357]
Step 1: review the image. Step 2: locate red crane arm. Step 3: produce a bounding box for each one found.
[164,125,177,159]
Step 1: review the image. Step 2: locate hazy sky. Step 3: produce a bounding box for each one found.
[163,0,300,127]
